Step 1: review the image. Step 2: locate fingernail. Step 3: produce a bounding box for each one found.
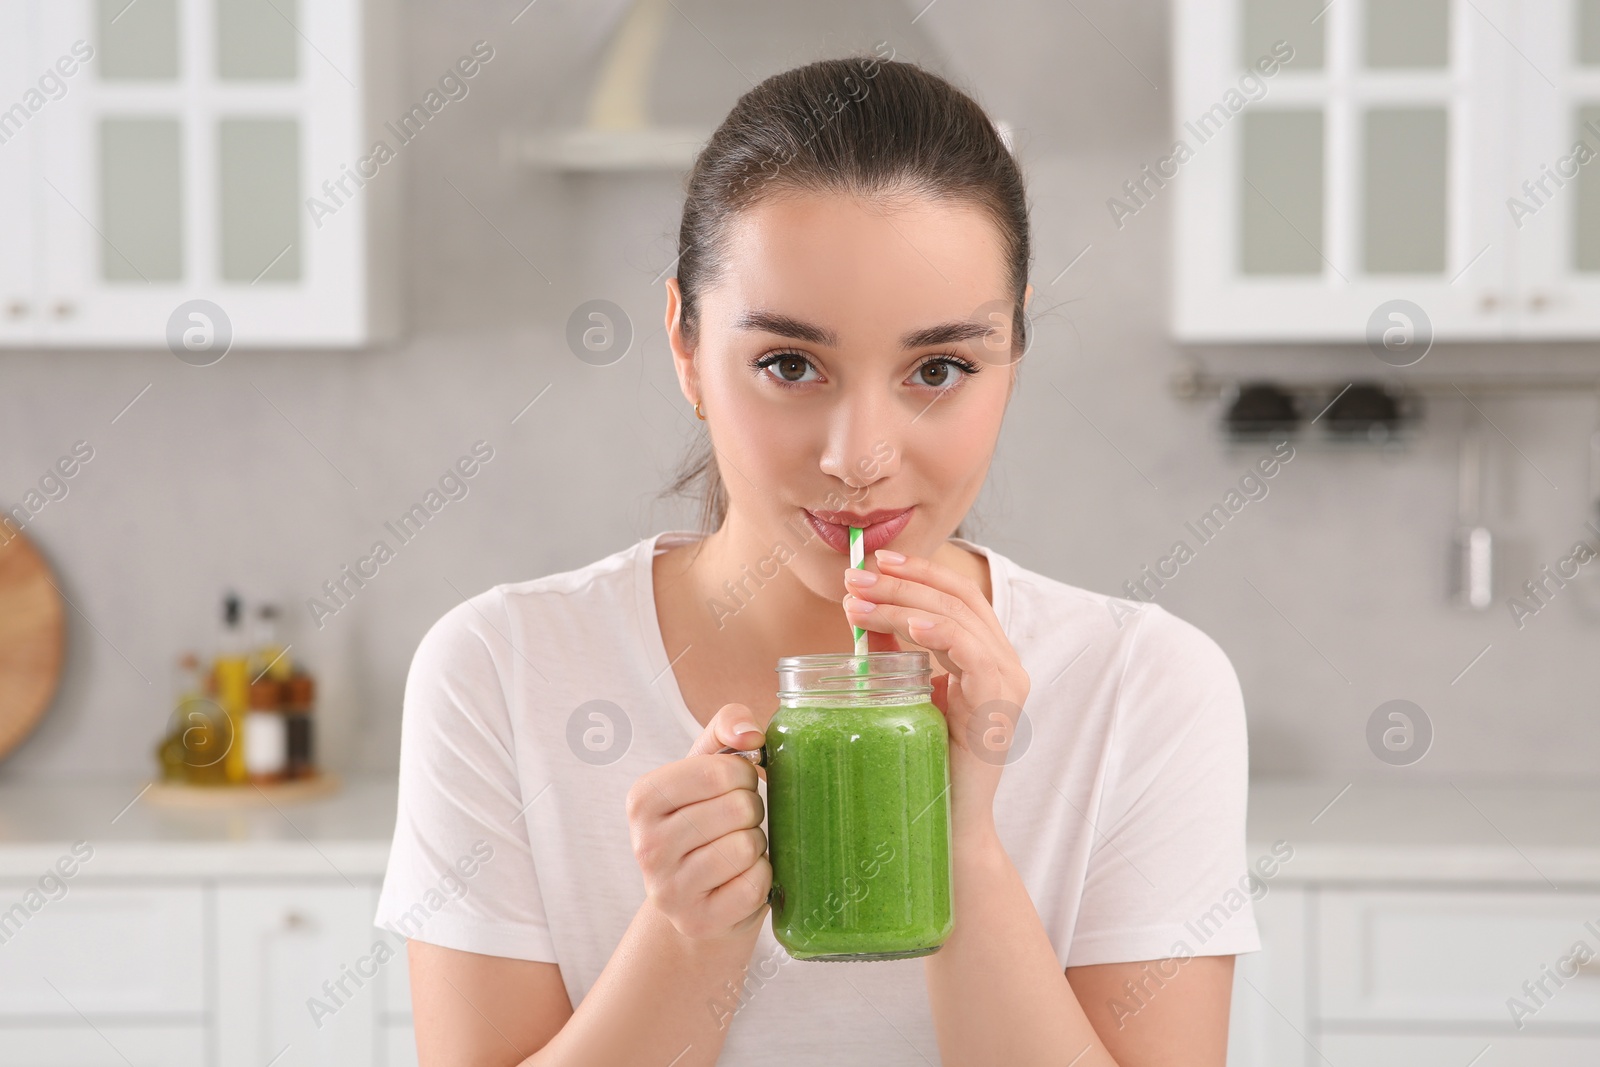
[908,616,934,631]
[844,568,878,587]
[875,549,906,564]
[733,721,760,736]
[846,595,875,613]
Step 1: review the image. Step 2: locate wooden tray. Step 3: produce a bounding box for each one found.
[143,772,342,809]
[0,530,65,762]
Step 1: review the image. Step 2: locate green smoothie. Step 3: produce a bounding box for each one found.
[765,700,954,961]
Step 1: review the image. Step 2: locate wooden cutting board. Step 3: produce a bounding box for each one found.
[0,529,65,761]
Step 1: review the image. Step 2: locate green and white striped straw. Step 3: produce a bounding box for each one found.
[850,526,868,690]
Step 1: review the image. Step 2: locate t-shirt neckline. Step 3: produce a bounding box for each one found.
[634,528,1013,749]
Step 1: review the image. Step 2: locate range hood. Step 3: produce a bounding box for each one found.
[506,0,969,173]
[511,0,709,171]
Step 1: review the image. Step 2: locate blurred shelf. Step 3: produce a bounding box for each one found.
[144,772,341,810]
[503,127,710,172]
[1172,364,1600,401]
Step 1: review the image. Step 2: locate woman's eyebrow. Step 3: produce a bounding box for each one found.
[735,308,994,349]
[900,320,994,349]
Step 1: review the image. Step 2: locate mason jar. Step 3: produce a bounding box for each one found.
[748,650,955,961]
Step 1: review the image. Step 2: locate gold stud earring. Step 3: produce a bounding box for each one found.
[694,402,706,420]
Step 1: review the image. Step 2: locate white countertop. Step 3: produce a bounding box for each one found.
[1243,779,1600,886]
[0,776,398,879]
[0,776,1595,885]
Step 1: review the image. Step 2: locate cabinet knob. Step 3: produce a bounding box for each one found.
[283,910,310,930]
[1528,292,1549,312]
[52,300,75,319]
[4,300,27,319]
[1478,293,1499,312]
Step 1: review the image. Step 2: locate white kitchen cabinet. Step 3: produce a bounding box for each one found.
[0,1026,207,1067]
[0,779,1595,1067]
[383,935,412,1015]
[1227,885,1600,1066]
[1511,2,1600,336]
[0,877,416,1067]
[0,0,40,346]
[1317,887,1600,1025]
[380,935,416,1067]
[215,883,382,1067]
[1319,1033,1600,1064]
[1172,0,1600,341]
[381,1022,420,1067]
[1226,884,1308,1067]
[0,882,206,1016]
[1,0,400,348]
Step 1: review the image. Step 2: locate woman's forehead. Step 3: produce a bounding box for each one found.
[709,194,1010,341]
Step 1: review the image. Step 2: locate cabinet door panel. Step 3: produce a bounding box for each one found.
[0,0,41,344]
[34,0,188,343]
[216,883,383,1067]
[1227,884,1309,1067]
[1362,106,1449,273]
[381,935,412,1016]
[30,0,371,347]
[1172,0,1516,340]
[1512,0,1600,336]
[0,882,204,1016]
[1318,888,1600,1025]
[0,1025,205,1067]
[382,1021,418,1067]
[1320,1033,1600,1065]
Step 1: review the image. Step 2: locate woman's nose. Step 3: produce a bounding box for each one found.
[819,427,901,487]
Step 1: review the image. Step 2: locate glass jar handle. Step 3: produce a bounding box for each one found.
[715,744,767,767]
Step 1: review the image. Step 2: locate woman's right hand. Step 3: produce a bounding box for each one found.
[625,702,772,943]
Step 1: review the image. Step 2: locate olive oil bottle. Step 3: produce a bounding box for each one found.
[213,593,250,784]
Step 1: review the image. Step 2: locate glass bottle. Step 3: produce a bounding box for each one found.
[251,602,294,682]
[213,592,250,784]
[284,672,316,778]
[244,678,288,784]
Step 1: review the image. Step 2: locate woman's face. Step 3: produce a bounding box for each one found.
[666,190,1030,600]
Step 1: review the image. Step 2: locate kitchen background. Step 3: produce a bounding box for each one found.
[3,1,1599,1065]
[6,0,1595,786]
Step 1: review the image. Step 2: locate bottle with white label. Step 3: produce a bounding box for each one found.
[244,678,288,783]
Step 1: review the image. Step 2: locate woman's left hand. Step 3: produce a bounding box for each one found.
[842,548,1030,842]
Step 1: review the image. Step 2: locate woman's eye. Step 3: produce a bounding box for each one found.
[752,353,822,386]
[770,354,818,384]
[750,352,980,390]
[912,356,980,390]
[916,359,956,389]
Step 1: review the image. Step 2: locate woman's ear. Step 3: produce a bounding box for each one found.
[664,276,684,350]
[664,277,699,403]
[1022,282,1034,310]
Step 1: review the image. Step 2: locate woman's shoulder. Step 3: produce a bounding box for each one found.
[410,534,656,680]
[429,535,653,633]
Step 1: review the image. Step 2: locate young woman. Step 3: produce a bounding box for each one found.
[378,55,1257,1067]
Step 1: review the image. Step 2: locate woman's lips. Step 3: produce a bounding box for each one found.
[804,507,914,555]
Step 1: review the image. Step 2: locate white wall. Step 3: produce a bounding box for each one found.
[3,0,1596,782]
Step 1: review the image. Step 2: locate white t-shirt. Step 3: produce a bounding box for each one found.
[376,530,1259,1064]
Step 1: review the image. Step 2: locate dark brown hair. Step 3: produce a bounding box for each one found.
[662,53,1033,541]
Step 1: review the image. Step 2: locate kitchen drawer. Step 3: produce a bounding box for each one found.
[0,1025,205,1066]
[216,883,379,1067]
[382,1021,418,1067]
[1319,1033,1600,1065]
[1317,888,1600,1025]
[0,882,205,1015]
